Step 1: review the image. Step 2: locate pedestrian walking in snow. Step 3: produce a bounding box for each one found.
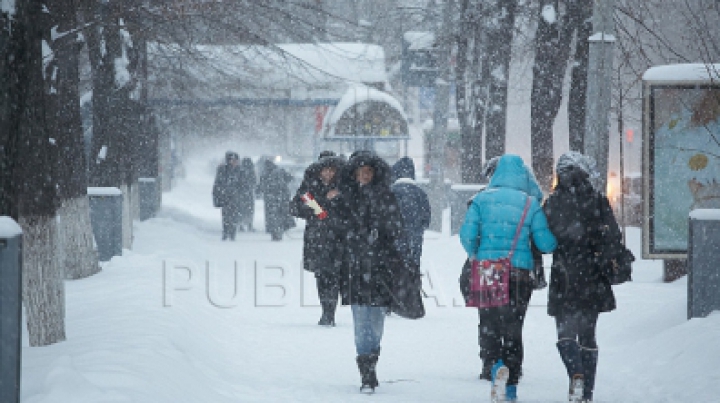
[462,156,549,382]
[213,151,244,241]
[459,154,557,402]
[543,152,624,403]
[238,157,256,232]
[290,151,345,327]
[336,150,406,392]
[257,160,295,241]
[390,157,430,269]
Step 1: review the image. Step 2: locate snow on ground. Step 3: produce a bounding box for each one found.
[21,152,720,402]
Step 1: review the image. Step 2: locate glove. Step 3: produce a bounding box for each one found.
[300,192,327,220]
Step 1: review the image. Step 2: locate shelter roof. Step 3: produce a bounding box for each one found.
[643,63,720,82]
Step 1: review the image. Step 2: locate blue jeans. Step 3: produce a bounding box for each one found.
[351,305,386,355]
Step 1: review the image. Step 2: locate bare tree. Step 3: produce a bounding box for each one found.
[12,0,66,347]
[484,0,519,160]
[0,6,14,216]
[456,0,485,182]
[530,0,591,192]
[45,0,101,280]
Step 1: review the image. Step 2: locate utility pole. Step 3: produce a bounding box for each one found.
[584,0,616,193]
[428,0,452,231]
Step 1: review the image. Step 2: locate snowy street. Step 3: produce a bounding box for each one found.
[21,153,720,403]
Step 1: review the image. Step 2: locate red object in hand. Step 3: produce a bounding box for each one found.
[300,192,328,220]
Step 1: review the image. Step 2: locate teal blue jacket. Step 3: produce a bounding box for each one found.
[459,155,557,269]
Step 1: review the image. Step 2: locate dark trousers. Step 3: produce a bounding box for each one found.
[316,272,339,303]
[555,310,599,349]
[222,205,240,240]
[478,270,533,385]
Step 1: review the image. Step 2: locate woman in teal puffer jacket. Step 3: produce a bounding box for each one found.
[459,154,557,402]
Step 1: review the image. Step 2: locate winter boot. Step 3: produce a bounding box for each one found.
[478,328,492,381]
[367,353,379,388]
[318,301,337,326]
[580,347,598,402]
[479,360,492,381]
[491,359,509,402]
[505,384,518,402]
[557,340,584,402]
[356,354,379,392]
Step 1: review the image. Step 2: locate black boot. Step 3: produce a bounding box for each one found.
[318,301,336,326]
[478,350,491,380]
[557,340,584,401]
[356,354,379,391]
[580,347,598,402]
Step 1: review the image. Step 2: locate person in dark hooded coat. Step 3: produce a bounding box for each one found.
[290,151,346,326]
[237,158,256,232]
[257,160,295,241]
[336,150,406,392]
[213,151,243,241]
[543,151,622,403]
[390,157,431,268]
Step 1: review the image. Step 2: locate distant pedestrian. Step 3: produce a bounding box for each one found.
[258,160,295,241]
[238,158,256,232]
[290,151,345,326]
[459,154,557,402]
[390,156,430,268]
[543,151,624,403]
[337,150,406,392]
[212,151,243,241]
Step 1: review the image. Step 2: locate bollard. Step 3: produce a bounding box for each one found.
[687,209,720,320]
[449,184,486,235]
[0,216,22,403]
[88,187,123,262]
[138,178,158,221]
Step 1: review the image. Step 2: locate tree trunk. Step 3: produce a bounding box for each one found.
[428,0,454,231]
[21,216,66,346]
[47,0,100,279]
[456,0,475,183]
[465,1,490,183]
[0,10,14,217]
[13,0,66,346]
[484,0,518,160]
[530,0,575,192]
[568,0,593,152]
[58,197,100,279]
[86,0,125,188]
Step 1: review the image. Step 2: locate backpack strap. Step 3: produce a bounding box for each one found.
[508,196,532,259]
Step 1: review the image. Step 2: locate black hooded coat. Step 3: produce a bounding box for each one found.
[390,157,430,266]
[337,152,405,307]
[238,158,256,222]
[290,156,346,274]
[213,160,243,208]
[543,156,621,316]
[258,160,295,235]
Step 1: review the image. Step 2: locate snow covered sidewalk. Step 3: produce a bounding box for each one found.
[20,156,720,402]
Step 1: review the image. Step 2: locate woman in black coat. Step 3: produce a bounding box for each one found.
[543,151,623,403]
[290,153,345,326]
[258,160,295,241]
[238,158,256,232]
[336,150,405,392]
[213,151,243,241]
